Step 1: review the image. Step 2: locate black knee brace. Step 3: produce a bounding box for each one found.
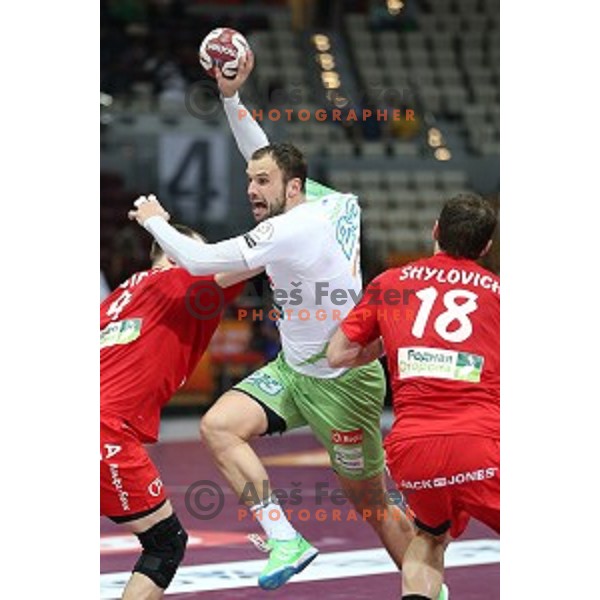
[133,513,188,589]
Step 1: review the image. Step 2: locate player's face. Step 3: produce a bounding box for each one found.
[246,156,287,222]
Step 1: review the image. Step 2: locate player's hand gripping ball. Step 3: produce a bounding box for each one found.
[199,27,250,79]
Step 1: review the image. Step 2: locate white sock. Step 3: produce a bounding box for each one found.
[251,498,298,541]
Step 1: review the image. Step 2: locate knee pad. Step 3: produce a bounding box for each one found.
[133,513,188,589]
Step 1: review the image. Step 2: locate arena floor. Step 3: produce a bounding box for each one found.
[100,415,500,598]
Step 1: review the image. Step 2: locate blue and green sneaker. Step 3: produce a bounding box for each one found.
[252,534,319,590]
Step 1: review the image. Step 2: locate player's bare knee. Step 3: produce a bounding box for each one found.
[423,529,450,548]
[201,392,267,449]
[133,512,188,590]
[414,523,451,548]
[200,409,249,458]
[200,409,230,450]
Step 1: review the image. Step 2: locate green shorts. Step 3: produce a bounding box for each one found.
[233,353,387,480]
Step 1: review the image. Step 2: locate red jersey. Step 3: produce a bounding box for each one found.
[100,267,243,442]
[341,253,499,440]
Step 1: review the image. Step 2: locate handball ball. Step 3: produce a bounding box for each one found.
[199,28,250,79]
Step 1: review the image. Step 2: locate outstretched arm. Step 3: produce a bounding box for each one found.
[166,222,263,286]
[216,52,269,161]
[131,193,302,277]
[129,196,248,275]
[215,268,263,289]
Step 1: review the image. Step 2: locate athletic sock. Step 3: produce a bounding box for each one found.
[251,497,298,541]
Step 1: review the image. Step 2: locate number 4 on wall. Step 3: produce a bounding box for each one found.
[167,141,219,213]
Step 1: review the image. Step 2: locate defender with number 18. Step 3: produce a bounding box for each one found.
[328,193,499,600]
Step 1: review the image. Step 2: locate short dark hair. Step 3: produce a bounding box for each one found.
[150,223,205,264]
[437,193,498,260]
[251,143,308,192]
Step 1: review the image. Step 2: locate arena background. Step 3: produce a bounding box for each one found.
[101,0,500,597]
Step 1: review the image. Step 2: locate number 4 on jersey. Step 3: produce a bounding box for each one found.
[106,290,133,321]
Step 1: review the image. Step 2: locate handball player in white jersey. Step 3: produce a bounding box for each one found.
[128,53,447,599]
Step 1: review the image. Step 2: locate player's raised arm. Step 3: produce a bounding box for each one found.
[216,52,270,161]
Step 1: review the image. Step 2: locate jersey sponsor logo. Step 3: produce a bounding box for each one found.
[109,464,130,512]
[398,347,484,382]
[251,221,274,241]
[401,467,498,490]
[331,428,364,445]
[335,198,360,260]
[332,429,364,472]
[147,477,164,498]
[244,221,274,249]
[333,446,364,472]
[100,319,142,349]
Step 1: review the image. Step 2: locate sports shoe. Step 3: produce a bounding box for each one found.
[253,534,319,590]
[438,582,450,600]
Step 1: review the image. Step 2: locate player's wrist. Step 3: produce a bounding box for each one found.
[221,91,240,103]
[143,215,167,231]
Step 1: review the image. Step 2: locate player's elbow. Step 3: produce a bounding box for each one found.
[327,338,351,369]
[326,350,344,369]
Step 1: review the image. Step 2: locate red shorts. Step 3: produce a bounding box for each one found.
[100,415,167,520]
[385,434,499,538]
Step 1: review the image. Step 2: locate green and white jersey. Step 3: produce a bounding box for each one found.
[236,189,362,378]
[305,178,339,202]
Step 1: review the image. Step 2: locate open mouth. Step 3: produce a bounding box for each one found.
[250,199,268,219]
